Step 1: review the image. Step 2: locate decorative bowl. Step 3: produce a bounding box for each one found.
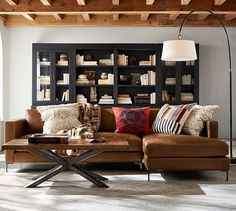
[119,75,133,84]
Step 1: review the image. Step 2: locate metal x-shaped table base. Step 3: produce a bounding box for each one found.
[26,149,108,188]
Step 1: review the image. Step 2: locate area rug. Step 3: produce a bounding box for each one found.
[0,166,236,211]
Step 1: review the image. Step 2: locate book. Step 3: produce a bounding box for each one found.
[28,134,70,144]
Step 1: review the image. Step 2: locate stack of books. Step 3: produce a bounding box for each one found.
[99,54,114,66]
[165,78,176,85]
[140,71,156,85]
[118,94,132,104]
[182,74,192,85]
[99,95,114,104]
[57,60,68,66]
[76,78,89,85]
[39,76,50,85]
[77,94,88,104]
[117,54,128,66]
[181,93,194,101]
[38,61,50,66]
[134,94,150,104]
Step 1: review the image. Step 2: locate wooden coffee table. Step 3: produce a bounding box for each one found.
[3,139,129,188]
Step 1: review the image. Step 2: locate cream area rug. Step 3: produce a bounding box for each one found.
[0,166,236,211]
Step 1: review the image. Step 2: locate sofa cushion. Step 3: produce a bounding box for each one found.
[94,132,142,151]
[182,105,219,136]
[143,133,228,158]
[152,104,194,134]
[25,109,44,133]
[113,107,151,136]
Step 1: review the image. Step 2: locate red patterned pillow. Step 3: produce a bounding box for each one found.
[112,107,151,136]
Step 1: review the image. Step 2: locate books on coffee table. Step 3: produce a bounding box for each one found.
[28,134,70,144]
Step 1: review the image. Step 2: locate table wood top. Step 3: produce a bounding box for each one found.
[3,139,129,151]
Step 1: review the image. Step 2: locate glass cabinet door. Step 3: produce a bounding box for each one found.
[36,51,52,102]
[54,51,70,102]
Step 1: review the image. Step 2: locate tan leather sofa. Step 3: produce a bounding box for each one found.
[4,108,230,179]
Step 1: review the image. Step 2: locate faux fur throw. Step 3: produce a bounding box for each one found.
[57,103,101,139]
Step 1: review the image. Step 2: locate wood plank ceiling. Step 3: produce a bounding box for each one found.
[0,0,236,27]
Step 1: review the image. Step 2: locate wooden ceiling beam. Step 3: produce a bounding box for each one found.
[40,0,51,6]
[112,0,119,5]
[146,0,155,5]
[181,0,191,5]
[214,0,226,5]
[197,14,210,20]
[82,13,90,21]
[4,0,18,6]
[225,14,236,21]
[141,13,149,20]
[77,0,86,6]
[169,13,179,21]
[22,14,36,21]
[113,13,119,20]
[5,14,236,27]
[53,13,64,21]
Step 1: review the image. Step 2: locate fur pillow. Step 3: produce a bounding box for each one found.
[182,105,219,136]
[37,103,81,134]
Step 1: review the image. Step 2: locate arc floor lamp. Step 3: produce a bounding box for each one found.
[161,9,235,163]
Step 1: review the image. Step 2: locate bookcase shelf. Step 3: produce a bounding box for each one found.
[32,43,199,108]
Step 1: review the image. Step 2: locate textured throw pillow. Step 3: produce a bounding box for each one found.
[182,105,219,136]
[112,107,151,136]
[152,103,194,134]
[37,103,81,134]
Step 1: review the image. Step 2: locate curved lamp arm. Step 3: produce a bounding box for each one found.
[178,9,232,71]
[177,9,233,159]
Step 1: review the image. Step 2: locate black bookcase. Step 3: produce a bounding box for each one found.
[32,43,199,108]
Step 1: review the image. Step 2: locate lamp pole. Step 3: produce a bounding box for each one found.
[177,9,234,163]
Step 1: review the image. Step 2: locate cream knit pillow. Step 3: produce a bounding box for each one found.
[37,103,81,134]
[182,105,219,136]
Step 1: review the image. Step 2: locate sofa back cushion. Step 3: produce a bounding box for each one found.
[25,109,44,133]
[25,108,160,133]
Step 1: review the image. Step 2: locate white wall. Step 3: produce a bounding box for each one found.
[2,26,236,138]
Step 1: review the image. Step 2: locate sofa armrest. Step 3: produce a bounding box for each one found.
[4,119,27,143]
[205,120,218,139]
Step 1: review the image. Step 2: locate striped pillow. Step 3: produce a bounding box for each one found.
[152,104,194,134]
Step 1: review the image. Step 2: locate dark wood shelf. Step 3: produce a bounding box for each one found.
[76,65,113,69]
[117,65,156,69]
[118,85,155,88]
[76,84,114,87]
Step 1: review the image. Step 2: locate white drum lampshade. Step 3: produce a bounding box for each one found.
[161,40,197,61]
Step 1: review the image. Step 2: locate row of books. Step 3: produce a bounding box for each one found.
[139,54,156,66]
[164,61,195,66]
[182,74,192,85]
[181,93,194,101]
[76,54,114,66]
[117,54,128,66]
[165,77,176,85]
[134,93,156,104]
[140,71,156,85]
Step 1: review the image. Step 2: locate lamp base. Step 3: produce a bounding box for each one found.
[230,158,236,164]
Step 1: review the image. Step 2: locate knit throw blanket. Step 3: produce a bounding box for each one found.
[58,103,101,139]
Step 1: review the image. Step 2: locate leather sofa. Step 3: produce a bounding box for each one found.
[4,108,230,179]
